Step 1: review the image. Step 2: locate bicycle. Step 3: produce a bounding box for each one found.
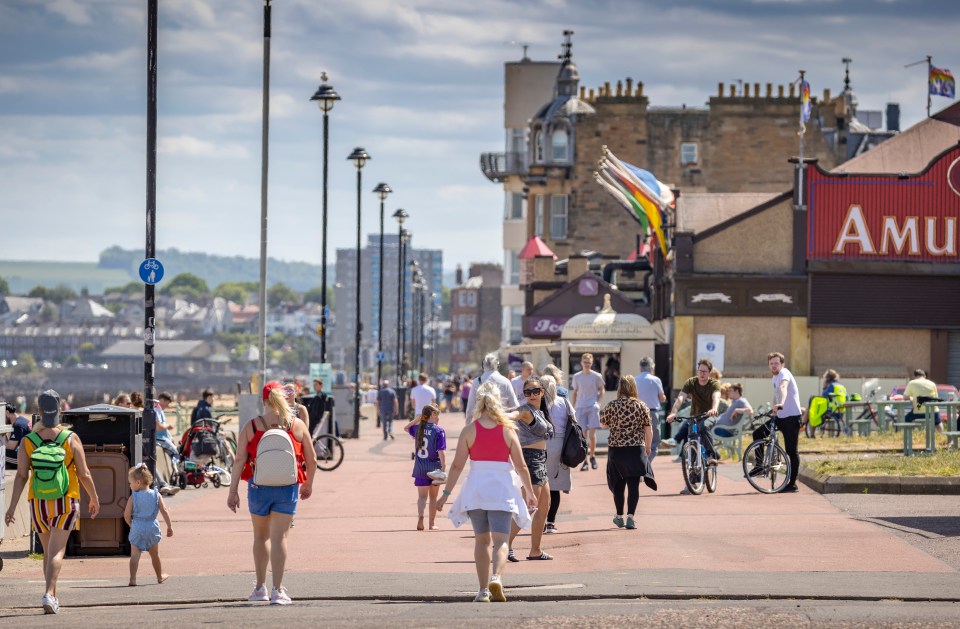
[742,411,792,493]
[312,420,345,472]
[680,413,718,495]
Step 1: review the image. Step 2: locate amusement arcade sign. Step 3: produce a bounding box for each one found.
[807,145,960,262]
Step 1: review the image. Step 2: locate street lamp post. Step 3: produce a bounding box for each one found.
[392,209,408,385]
[372,183,392,390]
[348,147,370,437]
[310,73,340,364]
[410,262,423,374]
[429,292,437,375]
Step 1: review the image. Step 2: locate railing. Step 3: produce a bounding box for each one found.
[479,151,526,182]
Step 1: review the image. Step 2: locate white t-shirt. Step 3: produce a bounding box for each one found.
[572,370,605,408]
[510,375,525,401]
[409,384,437,415]
[773,367,802,418]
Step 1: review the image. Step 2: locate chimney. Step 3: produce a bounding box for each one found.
[718,81,724,97]
[455,264,463,286]
[886,103,901,132]
[626,77,633,96]
[823,88,831,102]
[604,81,611,97]
[766,83,772,97]
[579,86,586,99]
[754,83,760,98]
[616,80,623,96]
[778,84,784,97]
[730,83,737,97]
[589,88,595,100]
[789,83,795,98]
[744,83,751,97]
[636,81,644,97]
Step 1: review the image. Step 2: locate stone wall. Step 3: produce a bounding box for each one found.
[693,197,794,274]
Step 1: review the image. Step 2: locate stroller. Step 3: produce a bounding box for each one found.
[173,418,231,490]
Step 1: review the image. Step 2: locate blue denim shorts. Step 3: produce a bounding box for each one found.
[247,481,299,516]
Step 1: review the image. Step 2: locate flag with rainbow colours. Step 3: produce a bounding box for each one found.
[930,65,956,98]
[800,80,812,123]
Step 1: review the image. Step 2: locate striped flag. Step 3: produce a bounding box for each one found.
[800,80,812,123]
[930,66,956,99]
[595,147,670,256]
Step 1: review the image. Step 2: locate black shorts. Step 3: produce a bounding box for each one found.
[523,447,548,486]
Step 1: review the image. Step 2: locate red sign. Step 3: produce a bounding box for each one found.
[807,145,960,262]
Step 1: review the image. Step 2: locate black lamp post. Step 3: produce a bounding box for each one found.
[392,209,408,385]
[410,261,422,374]
[310,73,340,364]
[348,147,370,437]
[372,182,392,390]
[429,292,437,375]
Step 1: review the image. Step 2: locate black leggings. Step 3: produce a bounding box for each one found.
[612,477,641,515]
[752,415,801,486]
[547,490,561,523]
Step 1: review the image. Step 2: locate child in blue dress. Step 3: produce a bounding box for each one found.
[123,464,173,586]
[403,404,446,531]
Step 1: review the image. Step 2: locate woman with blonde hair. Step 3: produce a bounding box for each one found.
[437,382,537,603]
[600,375,653,531]
[227,381,317,606]
[541,374,574,534]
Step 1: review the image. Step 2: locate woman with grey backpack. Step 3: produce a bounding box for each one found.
[541,374,574,534]
[228,381,317,606]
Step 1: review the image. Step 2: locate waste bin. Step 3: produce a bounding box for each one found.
[331,385,355,438]
[60,404,142,556]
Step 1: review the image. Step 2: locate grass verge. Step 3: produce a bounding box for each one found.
[806,449,960,477]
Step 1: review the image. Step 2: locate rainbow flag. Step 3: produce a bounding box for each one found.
[800,80,812,123]
[930,66,956,98]
[595,147,670,256]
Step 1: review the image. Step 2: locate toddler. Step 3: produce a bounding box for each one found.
[123,464,173,586]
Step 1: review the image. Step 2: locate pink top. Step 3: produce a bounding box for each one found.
[470,422,510,462]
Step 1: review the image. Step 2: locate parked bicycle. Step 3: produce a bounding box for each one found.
[312,420,344,472]
[743,411,792,493]
[680,412,718,495]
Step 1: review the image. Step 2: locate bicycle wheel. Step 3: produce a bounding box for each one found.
[681,442,705,495]
[705,462,718,493]
[743,441,791,494]
[314,433,345,471]
[821,416,842,438]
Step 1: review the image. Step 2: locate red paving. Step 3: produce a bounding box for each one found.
[47,412,953,578]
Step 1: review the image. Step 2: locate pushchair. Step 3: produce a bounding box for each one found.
[173,418,231,489]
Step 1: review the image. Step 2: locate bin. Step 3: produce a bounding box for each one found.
[60,404,142,556]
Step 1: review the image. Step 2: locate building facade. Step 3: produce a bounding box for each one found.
[450,263,503,370]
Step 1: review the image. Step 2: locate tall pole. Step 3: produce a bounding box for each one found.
[143,0,159,477]
[348,147,369,437]
[320,109,330,362]
[419,284,426,371]
[400,233,408,383]
[396,226,404,385]
[927,55,933,118]
[257,0,271,387]
[373,184,391,388]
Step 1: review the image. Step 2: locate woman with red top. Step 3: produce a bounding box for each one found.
[227,381,317,606]
[437,382,537,603]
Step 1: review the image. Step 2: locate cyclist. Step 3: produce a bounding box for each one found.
[665,359,721,479]
[821,369,847,422]
[749,352,802,493]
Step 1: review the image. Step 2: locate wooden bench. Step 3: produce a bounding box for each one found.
[893,422,922,456]
[847,418,873,436]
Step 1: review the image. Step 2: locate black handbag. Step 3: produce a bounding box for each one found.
[560,400,588,468]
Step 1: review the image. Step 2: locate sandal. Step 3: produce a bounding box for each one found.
[526,551,553,560]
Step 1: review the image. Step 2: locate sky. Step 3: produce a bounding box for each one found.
[1,0,958,275]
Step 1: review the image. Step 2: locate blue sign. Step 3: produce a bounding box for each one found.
[139,258,164,285]
[376,351,385,362]
[706,342,716,352]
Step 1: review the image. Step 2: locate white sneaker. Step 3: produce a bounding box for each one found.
[248,583,269,602]
[426,469,447,482]
[473,588,491,602]
[488,575,506,602]
[270,586,292,605]
[662,438,677,447]
[42,594,59,614]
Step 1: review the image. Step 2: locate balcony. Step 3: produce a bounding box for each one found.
[479,151,526,183]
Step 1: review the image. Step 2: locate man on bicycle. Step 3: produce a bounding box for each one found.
[665,358,721,467]
[749,352,802,492]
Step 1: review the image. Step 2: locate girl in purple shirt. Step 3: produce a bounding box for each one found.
[403,405,446,531]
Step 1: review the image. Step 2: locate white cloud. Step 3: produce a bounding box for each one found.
[46,0,93,25]
[158,135,250,158]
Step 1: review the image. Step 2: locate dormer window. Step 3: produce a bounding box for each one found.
[532,127,544,163]
[550,128,569,162]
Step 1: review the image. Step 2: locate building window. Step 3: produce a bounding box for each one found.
[680,142,698,165]
[508,128,526,156]
[532,128,543,163]
[507,250,520,285]
[550,128,569,162]
[467,291,477,307]
[550,195,568,240]
[458,291,467,307]
[510,307,523,344]
[504,191,524,220]
[467,315,476,331]
[535,196,544,238]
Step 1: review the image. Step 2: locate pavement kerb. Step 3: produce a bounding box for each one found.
[798,464,960,494]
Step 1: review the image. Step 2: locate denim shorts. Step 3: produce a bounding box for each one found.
[247,481,299,516]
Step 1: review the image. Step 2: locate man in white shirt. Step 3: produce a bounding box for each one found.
[570,353,605,471]
[510,362,534,401]
[409,373,437,418]
[635,356,666,461]
[749,351,802,493]
[465,353,519,421]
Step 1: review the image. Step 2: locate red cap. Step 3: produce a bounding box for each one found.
[262,380,282,400]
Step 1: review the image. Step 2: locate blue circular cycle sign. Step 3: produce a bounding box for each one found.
[139,258,164,285]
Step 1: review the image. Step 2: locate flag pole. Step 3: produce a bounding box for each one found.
[904,55,931,117]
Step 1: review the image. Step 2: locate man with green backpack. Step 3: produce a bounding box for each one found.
[4,390,100,615]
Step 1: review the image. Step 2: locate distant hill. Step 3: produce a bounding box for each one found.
[0,246,334,295]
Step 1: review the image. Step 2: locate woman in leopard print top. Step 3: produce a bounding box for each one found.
[599,376,653,530]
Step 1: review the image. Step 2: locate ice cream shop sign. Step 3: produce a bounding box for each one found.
[807,145,960,262]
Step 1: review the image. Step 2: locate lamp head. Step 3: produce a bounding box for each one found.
[310,72,340,113]
[347,147,370,169]
[392,208,408,225]
[373,182,392,201]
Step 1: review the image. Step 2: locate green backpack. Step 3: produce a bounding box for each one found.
[26,430,73,500]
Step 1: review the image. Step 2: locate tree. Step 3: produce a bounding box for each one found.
[78,342,98,361]
[13,352,38,375]
[303,286,324,305]
[28,284,77,304]
[267,282,299,308]
[104,281,142,295]
[39,302,59,323]
[0,276,9,296]
[213,282,250,306]
[164,273,209,302]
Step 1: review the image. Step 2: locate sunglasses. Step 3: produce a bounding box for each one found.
[522,388,543,396]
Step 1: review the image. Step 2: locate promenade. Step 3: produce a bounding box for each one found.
[3,411,960,617]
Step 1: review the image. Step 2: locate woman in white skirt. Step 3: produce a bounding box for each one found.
[437,382,537,603]
[541,375,574,534]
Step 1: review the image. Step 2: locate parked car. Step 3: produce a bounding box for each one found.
[888,384,960,402]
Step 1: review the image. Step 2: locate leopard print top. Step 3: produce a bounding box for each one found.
[600,397,651,447]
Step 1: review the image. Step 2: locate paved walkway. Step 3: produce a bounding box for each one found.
[1,412,957,607]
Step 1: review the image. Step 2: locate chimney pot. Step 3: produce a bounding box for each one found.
[823,88,831,102]
[637,81,644,96]
[604,81,611,97]
[616,80,623,96]
[754,82,760,98]
[589,88,595,100]
[766,83,772,97]
[789,83,796,97]
[778,84,784,97]
[718,81,724,97]
[579,86,586,99]
[744,83,751,97]
[626,77,633,96]
[729,83,736,97]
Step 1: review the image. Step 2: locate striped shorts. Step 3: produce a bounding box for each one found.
[30,497,81,534]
